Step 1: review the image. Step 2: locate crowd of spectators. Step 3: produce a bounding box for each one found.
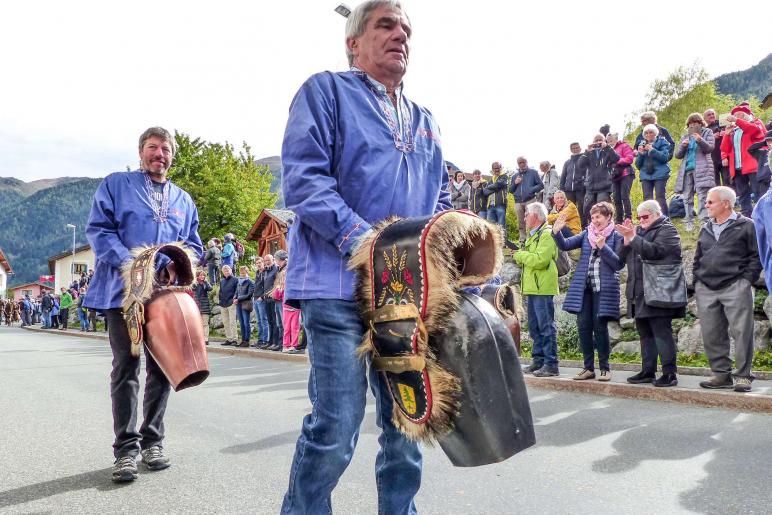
[453,102,771,393]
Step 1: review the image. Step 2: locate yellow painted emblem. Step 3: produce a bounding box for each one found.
[397,383,417,415]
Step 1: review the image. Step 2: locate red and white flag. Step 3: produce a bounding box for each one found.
[39,275,54,283]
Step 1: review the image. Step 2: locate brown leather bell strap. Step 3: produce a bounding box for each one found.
[123,247,159,356]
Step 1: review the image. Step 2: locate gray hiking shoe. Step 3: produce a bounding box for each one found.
[141,446,171,471]
[533,365,559,377]
[112,456,138,483]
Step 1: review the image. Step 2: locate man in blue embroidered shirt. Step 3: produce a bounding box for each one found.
[279,1,451,513]
[84,127,202,483]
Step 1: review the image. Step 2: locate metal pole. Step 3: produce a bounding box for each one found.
[71,226,76,286]
[65,224,76,289]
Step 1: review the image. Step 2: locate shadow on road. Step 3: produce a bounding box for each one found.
[220,414,381,455]
[0,468,124,509]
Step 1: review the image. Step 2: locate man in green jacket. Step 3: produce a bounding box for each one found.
[59,287,73,330]
[514,202,560,376]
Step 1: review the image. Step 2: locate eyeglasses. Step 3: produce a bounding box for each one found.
[637,214,650,221]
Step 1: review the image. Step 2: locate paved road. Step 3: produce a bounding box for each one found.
[1,327,770,514]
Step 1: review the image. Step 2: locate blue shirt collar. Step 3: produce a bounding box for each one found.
[351,66,403,97]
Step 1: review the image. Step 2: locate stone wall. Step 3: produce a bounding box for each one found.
[501,249,771,355]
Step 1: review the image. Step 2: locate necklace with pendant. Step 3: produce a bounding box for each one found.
[142,171,170,223]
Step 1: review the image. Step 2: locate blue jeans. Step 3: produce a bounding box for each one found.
[281,299,422,515]
[476,209,487,220]
[42,310,51,328]
[236,303,251,342]
[527,295,558,368]
[487,204,506,228]
[78,308,89,330]
[254,299,269,342]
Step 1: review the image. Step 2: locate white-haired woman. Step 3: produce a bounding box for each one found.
[615,200,684,387]
[674,113,715,231]
[635,124,672,216]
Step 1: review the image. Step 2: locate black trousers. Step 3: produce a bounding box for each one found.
[635,316,677,375]
[612,175,634,223]
[59,308,69,329]
[565,190,586,228]
[264,298,278,345]
[106,309,171,459]
[641,179,669,216]
[714,165,732,189]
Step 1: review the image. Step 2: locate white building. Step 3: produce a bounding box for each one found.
[48,244,95,292]
[0,247,12,298]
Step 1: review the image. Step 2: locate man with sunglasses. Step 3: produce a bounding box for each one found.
[279,2,451,512]
[693,187,761,392]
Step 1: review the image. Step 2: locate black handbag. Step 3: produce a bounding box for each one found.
[641,260,687,308]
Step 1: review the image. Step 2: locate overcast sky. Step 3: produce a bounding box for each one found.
[1,0,768,183]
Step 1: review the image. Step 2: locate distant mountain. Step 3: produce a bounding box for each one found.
[0,178,101,286]
[715,53,772,102]
[256,155,284,208]
[0,176,93,198]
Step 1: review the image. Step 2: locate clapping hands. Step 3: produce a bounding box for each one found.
[614,219,636,245]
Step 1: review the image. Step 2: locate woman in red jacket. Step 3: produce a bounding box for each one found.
[720,104,766,216]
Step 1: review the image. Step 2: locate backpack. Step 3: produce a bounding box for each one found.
[668,195,686,219]
[534,227,571,277]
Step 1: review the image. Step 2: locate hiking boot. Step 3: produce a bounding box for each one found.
[626,371,656,384]
[220,340,233,346]
[597,369,612,382]
[523,363,541,374]
[237,341,249,348]
[698,376,733,389]
[533,365,559,377]
[140,446,170,471]
[654,373,678,387]
[111,456,138,483]
[734,377,752,393]
[572,369,595,380]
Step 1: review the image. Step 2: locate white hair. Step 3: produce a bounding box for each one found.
[526,202,548,221]
[221,265,232,272]
[709,186,736,206]
[345,0,404,67]
[642,124,659,137]
[637,199,662,216]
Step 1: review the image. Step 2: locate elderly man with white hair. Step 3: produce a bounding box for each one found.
[279,1,452,512]
[693,187,762,392]
[616,199,684,387]
[514,202,560,377]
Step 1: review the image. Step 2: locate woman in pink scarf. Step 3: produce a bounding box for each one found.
[552,202,625,381]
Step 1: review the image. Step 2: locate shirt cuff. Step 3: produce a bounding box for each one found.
[336,221,373,257]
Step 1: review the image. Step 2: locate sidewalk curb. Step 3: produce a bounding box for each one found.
[520,357,772,381]
[22,326,772,413]
[21,326,308,363]
[524,375,772,414]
